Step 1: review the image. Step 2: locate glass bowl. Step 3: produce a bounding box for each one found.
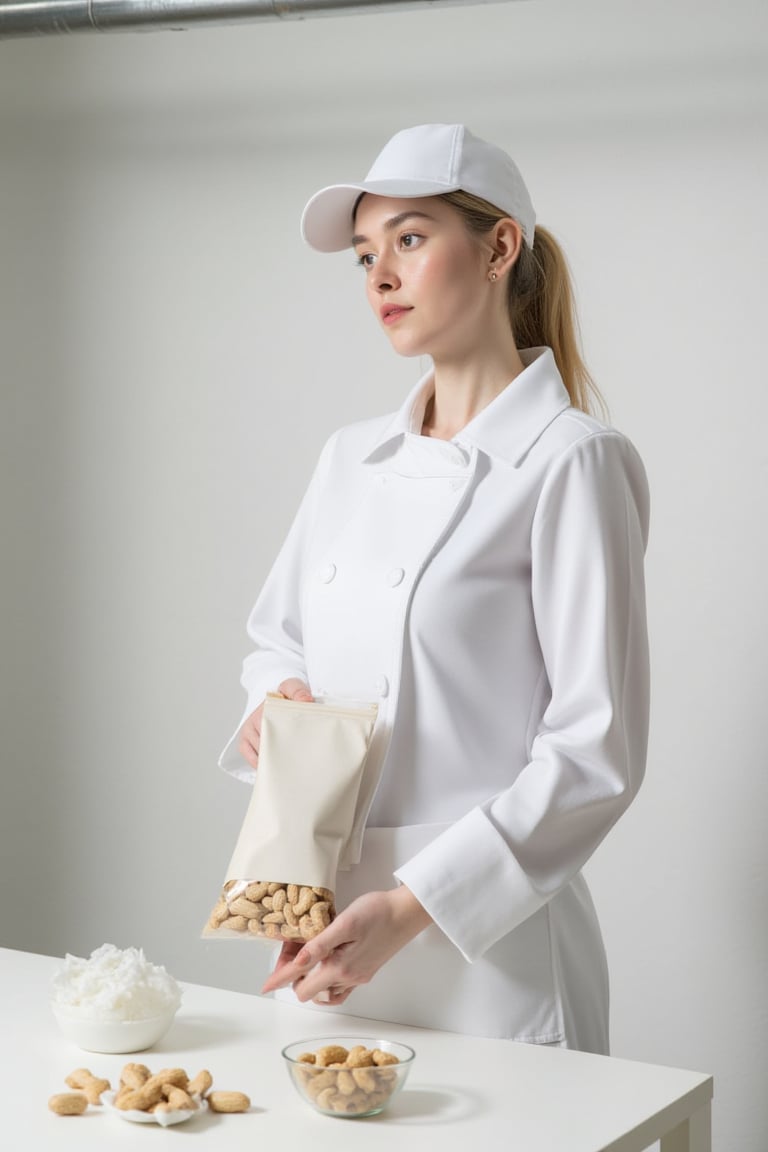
[282,1036,415,1118]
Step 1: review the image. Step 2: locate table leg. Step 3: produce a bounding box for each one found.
[660,1101,712,1152]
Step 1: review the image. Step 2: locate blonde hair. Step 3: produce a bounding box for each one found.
[439,190,606,418]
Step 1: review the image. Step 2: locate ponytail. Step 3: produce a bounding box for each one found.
[439,192,606,418]
[513,226,605,418]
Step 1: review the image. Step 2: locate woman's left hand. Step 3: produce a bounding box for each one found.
[260,886,432,1006]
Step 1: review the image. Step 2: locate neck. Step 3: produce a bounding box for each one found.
[421,345,526,441]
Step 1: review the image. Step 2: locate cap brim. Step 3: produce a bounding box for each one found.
[300,179,457,252]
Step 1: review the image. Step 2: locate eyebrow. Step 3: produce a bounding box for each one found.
[351,210,437,247]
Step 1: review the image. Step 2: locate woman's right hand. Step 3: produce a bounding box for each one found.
[237,678,314,771]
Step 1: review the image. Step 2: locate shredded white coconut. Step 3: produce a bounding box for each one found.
[50,943,182,1022]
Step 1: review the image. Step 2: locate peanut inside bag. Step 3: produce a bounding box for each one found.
[204,694,378,943]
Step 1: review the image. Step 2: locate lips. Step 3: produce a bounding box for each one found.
[381,305,412,325]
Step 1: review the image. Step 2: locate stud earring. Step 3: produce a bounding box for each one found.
[489,270,498,282]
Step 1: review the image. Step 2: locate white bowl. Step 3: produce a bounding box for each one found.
[51,1005,177,1054]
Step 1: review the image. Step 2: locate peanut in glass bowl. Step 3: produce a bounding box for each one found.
[282,1037,415,1118]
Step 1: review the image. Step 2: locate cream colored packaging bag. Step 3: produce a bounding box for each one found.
[204,694,378,943]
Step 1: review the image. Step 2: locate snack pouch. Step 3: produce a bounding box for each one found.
[203,694,378,943]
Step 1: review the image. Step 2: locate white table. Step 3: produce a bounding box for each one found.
[1,948,712,1151]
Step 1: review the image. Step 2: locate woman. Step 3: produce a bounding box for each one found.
[219,124,650,1054]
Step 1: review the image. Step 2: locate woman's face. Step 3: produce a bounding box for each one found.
[351,195,492,362]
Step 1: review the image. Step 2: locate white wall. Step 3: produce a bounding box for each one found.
[1,2,766,1148]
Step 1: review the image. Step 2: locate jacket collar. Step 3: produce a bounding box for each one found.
[362,347,572,468]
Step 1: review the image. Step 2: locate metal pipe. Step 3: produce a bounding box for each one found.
[0,0,508,38]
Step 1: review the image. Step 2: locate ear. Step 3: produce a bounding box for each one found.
[488,218,524,279]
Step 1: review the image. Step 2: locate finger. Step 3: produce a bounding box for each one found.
[261,943,313,993]
[238,734,259,771]
[312,985,351,1007]
[261,917,342,994]
[287,940,352,1002]
[261,951,313,994]
[272,941,303,974]
[278,678,314,702]
[292,961,347,1004]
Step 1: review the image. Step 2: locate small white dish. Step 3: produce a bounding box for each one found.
[51,1005,177,1053]
[102,1090,207,1127]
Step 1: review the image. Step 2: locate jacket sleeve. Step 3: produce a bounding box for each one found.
[218,432,338,782]
[394,430,650,962]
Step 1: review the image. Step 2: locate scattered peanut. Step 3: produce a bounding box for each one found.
[64,1067,110,1104]
[207,880,336,941]
[48,1092,88,1116]
[115,1084,163,1111]
[163,1086,196,1111]
[120,1062,150,1089]
[207,1090,251,1113]
[143,1067,188,1094]
[50,1062,249,1122]
[187,1068,213,1096]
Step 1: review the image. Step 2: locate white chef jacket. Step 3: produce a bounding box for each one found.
[219,346,650,1053]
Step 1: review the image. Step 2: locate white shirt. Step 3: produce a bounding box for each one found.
[220,347,650,1049]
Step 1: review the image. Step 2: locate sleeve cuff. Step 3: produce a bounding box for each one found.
[394,806,545,963]
[217,726,256,783]
[218,658,310,782]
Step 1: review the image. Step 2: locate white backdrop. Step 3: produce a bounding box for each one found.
[1,2,767,1149]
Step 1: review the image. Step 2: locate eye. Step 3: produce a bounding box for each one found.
[355,252,376,269]
[400,232,422,249]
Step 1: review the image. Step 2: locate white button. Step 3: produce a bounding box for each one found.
[387,567,405,587]
[319,563,336,584]
[375,675,390,697]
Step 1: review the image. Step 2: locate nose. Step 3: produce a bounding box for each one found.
[370,253,400,294]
